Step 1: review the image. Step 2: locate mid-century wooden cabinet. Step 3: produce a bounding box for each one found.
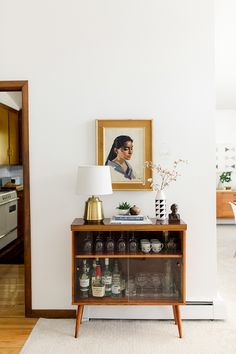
[216,190,236,218]
[71,219,187,338]
[0,103,20,165]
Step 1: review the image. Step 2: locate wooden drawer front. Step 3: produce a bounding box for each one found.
[216,191,236,218]
[222,192,236,199]
[221,205,234,218]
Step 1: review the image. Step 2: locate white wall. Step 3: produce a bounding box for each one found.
[215,0,236,109]
[216,110,236,188]
[0,0,216,310]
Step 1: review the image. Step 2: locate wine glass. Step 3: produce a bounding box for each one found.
[125,277,137,297]
[151,273,162,297]
[135,273,147,297]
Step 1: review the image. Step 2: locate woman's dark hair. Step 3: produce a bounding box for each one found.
[105,135,133,165]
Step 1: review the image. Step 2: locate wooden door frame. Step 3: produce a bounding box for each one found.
[0,81,32,316]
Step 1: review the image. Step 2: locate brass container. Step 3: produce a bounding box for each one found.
[84,196,104,221]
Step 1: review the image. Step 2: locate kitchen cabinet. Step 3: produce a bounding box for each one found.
[0,105,9,164]
[0,103,20,165]
[216,190,236,218]
[71,218,187,338]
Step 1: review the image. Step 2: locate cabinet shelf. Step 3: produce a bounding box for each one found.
[75,251,183,259]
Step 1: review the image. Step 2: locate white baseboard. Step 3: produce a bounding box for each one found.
[82,294,227,321]
[217,218,235,225]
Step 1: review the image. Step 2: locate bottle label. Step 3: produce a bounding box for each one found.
[80,278,89,288]
[112,284,121,295]
[113,274,120,283]
[92,285,105,297]
[102,276,112,285]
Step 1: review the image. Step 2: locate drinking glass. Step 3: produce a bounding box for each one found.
[151,273,162,297]
[135,273,147,297]
[125,277,137,297]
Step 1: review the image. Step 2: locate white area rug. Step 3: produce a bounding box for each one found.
[20,226,236,354]
[20,317,236,354]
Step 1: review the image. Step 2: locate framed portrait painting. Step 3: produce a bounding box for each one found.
[96,119,152,190]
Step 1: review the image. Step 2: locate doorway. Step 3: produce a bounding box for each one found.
[0,81,31,316]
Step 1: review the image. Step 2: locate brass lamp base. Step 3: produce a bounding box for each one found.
[84,196,104,222]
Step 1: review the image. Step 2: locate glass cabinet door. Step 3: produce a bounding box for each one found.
[74,257,182,302]
[73,229,184,303]
[127,258,182,301]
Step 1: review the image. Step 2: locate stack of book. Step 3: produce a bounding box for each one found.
[110,215,152,224]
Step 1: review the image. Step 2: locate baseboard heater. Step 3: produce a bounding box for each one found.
[185,301,213,306]
[84,298,226,320]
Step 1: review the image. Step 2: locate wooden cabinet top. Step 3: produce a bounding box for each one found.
[216,189,236,193]
[71,218,187,231]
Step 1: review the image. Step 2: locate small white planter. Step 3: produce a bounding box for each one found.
[117,209,130,215]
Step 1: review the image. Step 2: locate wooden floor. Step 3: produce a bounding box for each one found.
[0,265,38,353]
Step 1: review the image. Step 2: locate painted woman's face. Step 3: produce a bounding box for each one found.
[116,141,133,160]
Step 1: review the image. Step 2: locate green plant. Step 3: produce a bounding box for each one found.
[116,201,131,210]
[219,171,232,184]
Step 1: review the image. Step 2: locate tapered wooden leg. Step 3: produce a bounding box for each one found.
[172,305,177,325]
[174,305,182,338]
[75,305,84,338]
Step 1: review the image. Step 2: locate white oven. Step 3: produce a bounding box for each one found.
[0,190,18,250]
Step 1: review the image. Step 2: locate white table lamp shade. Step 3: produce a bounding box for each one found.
[77,165,113,196]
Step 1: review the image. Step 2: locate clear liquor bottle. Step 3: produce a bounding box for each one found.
[89,258,100,294]
[102,258,112,297]
[92,265,105,297]
[90,259,97,284]
[111,260,121,298]
[79,259,90,298]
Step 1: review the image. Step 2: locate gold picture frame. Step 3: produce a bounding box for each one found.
[96,119,152,190]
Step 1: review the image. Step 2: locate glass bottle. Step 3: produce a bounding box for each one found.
[90,259,97,285]
[79,259,90,298]
[105,232,115,254]
[128,232,138,253]
[102,258,112,296]
[111,260,121,298]
[92,265,105,297]
[95,232,104,253]
[85,259,90,274]
[117,232,126,253]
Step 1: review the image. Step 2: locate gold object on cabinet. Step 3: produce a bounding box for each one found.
[84,196,104,221]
